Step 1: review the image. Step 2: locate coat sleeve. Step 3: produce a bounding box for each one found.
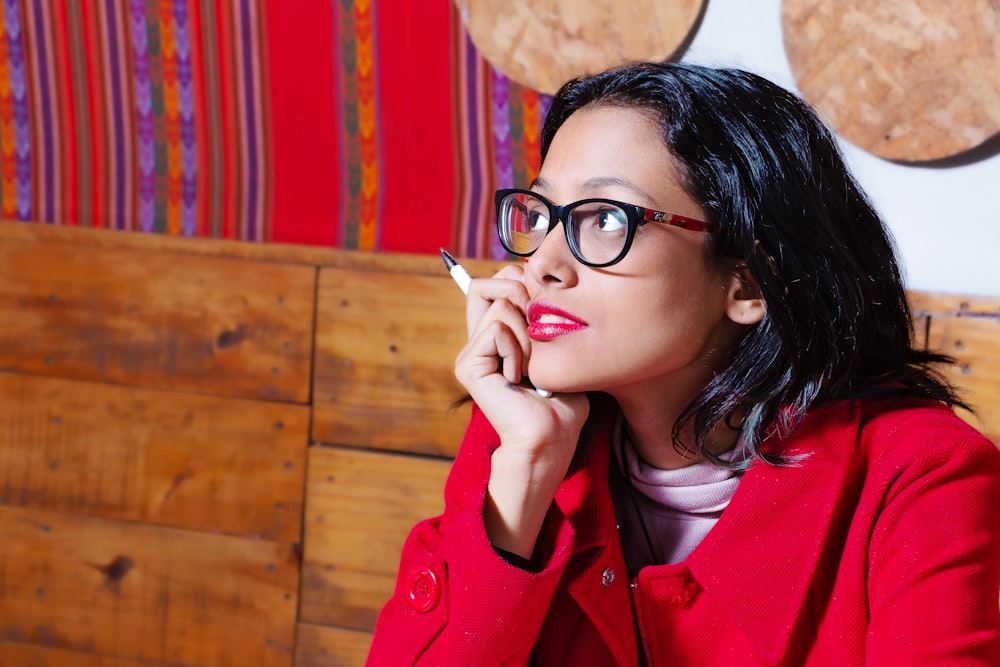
[365,405,577,667]
[865,412,1000,665]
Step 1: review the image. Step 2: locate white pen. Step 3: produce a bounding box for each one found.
[440,247,472,295]
[439,248,552,398]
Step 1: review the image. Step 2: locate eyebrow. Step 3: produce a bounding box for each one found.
[531,175,656,204]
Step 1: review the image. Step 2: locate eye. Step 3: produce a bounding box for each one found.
[525,206,550,232]
[592,206,628,233]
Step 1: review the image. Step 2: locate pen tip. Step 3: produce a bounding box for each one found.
[440,248,457,268]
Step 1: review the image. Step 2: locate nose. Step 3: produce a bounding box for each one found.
[524,220,578,287]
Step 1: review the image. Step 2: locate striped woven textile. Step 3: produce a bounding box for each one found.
[0,0,550,259]
[0,0,272,240]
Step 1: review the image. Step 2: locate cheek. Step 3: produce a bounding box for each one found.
[598,280,710,358]
[635,251,724,305]
[637,271,732,340]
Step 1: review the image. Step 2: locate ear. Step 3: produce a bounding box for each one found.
[724,262,766,325]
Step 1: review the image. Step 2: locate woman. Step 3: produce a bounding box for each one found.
[366,61,1000,666]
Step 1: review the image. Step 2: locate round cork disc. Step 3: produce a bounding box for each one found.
[782,0,1000,161]
[455,0,706,95]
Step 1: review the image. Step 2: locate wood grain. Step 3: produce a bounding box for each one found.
[909,291,1000,317]
[299,446,451,631]
[0,643,181,666]
[294,623,373,667]
[782,0,1000,160]
[312,266,472,457]
[0,372,308,541]
[456,0,705,94]
[0,220,508,277]
[926,315,1000,444]
[0,506,299,667]
[0,236,314,402]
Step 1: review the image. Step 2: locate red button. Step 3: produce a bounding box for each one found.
[661,574,699,608]
[405,566,441,613]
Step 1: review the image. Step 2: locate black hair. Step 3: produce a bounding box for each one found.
[541,61,967,466]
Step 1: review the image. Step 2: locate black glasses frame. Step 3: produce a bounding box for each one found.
[495,188,721,268]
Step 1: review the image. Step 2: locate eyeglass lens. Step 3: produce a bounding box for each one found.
[499,191,631,265]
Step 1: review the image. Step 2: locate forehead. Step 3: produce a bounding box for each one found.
[545,105,666,161]
[536,105,692,210]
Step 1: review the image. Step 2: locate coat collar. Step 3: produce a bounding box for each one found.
[553,398,864,666]
[686,400,863,664]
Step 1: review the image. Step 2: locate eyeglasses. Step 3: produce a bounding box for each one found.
[495,188,720,268]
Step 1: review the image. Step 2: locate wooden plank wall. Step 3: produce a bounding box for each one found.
[910,292,1000,445]
[0,225,316,666]
[0,221,997,666]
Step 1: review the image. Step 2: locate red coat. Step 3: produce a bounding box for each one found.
[367,397,1000,666]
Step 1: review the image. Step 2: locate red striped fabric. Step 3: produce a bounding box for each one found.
[1,0,272,240]
[265,0,338,246]
[0,0,550,260]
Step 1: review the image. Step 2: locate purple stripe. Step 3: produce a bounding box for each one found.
[104,0,127,229]
[539,94,552,137]
[491,68,512,259]
[129,0,155,232]
[174,0,196,236]
[491,72,512,188]
[462,33,482,258]
[28,0,54,221]
[238,0,258,242]
[6,0,32,219]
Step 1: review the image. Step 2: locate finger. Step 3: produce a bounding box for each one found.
[456,318,525,388]
[493,329,524,385]
[466,298,532,368]
[465,264,528,337]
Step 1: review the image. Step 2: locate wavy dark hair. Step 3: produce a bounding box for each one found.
[541,61,967,466]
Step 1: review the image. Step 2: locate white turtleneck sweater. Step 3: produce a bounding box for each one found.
[611,420,745,575]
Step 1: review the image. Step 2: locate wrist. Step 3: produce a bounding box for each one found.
[484,449,569,560]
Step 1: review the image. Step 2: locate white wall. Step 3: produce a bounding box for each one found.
[684,0,999,296]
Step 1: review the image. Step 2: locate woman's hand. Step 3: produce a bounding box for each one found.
[455,264,590,560]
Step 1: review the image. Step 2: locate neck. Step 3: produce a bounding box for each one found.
[615,392,740,471]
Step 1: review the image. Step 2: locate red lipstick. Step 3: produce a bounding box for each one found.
[527,302,587,341]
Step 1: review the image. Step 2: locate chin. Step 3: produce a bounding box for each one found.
[529,354,605,394]
[527,371,584,395]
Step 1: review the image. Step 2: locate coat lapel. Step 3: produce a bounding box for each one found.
[553,405,640,666]
[545,398,865,665]
[687,400,864,665]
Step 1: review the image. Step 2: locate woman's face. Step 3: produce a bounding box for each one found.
[523,104,749,406]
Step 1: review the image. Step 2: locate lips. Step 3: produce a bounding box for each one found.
[527,302,587,341]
